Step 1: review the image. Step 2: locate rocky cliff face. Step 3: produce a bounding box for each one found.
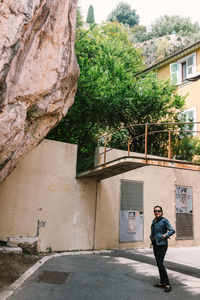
[0,0,79,182]
[136,34,188,66]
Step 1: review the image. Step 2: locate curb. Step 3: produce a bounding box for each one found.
[0,250,112,300]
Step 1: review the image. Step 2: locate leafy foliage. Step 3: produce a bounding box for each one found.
[107,2,139,28]
[132,15,200,43]
[47,22,185,172]
[173,137,200,161]
[172,114,200,161]
[130,25,151,43]
[76,6,84,29]
[149,15,200,38]
[86,5,95,24]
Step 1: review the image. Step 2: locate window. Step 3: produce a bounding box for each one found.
[182,61,187,82]
[170,53,196,85]
[180,107,197,136]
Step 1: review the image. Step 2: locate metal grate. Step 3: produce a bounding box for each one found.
[120,180,143,210]
[176,213,193,239]
[37,270,71,284]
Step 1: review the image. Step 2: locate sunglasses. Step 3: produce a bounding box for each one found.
[154,210,162,213]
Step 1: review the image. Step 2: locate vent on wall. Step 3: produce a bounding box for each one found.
[120,180,143,211]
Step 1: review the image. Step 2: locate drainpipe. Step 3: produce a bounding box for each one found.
[93,180,99,250]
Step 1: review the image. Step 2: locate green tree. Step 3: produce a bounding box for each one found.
[172,114,200,161]
[149,15,200,38]
[129,25,151,42]
[173,137,200,161]
[76,6,84,29]
[107,2,140,28]
[47,23,185,171]
[86,5,95,24]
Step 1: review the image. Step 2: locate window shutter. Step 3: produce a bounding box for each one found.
[121,180,143,211]
[170,63,178,84]
[186,55,195,76]
[187,111,194,121]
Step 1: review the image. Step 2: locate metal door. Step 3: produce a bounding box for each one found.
[119,180,144,242]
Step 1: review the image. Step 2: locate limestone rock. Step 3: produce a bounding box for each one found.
[8,237,38,253]
[136,34,188,66]
[0,0,79,182]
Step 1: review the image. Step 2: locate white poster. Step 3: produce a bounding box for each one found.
[175,186,192,213]
[128,212,136,233]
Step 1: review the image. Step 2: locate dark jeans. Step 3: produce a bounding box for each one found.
[153,242,170,285]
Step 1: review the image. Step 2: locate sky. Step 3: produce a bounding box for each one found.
[78,0,200,28]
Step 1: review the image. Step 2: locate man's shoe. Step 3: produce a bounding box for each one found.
[153,283,165,288]
[165,285,172,292]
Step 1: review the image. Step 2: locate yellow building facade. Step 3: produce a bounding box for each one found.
[142,41,200,133]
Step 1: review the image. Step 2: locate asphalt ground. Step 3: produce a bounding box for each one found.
[3,247,200,300]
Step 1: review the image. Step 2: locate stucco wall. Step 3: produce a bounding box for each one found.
[196,48,200,72]
[157,64,169,79]
[94,148,200,249]
[0,140,97,252]
[0,142,199,252]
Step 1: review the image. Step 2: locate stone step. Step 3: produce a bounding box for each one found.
[0,237,38,254]
[0,246,22,254]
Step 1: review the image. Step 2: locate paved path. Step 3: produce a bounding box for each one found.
[2,247,200,300]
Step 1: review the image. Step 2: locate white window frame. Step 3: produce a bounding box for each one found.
[170,63,178,85]
[180,107,197,136]
[178,53,196,83]
[170,52,196,85]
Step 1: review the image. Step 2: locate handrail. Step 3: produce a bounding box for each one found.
[99,121,200,165]
[100,121,200,138]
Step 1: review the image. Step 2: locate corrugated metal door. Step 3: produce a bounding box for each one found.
[175,185,193,240]
[119,180,144,242]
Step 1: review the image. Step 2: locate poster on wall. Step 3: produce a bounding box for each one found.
[128,212,136,233]
[175,186,193,213]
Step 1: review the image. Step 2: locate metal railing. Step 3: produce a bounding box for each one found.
[100,121,200,164]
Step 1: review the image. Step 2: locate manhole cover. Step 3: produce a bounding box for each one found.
[38,270,71,284]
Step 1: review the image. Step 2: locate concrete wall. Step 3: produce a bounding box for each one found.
[94,148,200,249]
[0,140,97,252]
[0,141,200,252]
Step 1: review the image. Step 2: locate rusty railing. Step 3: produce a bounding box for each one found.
[100,121,200,165]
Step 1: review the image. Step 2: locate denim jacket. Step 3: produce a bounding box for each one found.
[150,217,175,246]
